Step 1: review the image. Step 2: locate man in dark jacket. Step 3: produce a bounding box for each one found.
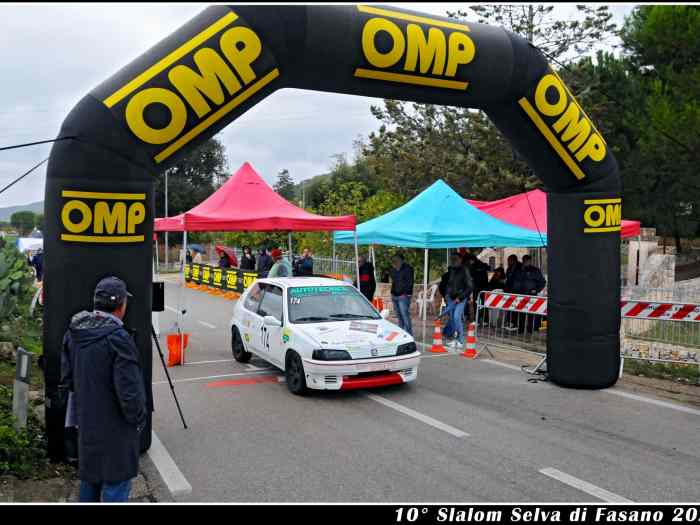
[354,255,376,302]
[60,276,147,502]
[294,248,314,277]
[257,248,273,277]
[514,255,547,334]
[389,253,414,335]
[440,253,473,348]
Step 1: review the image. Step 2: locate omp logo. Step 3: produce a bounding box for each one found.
[60,190,146,243]
[242,272,257,289]
[583,198,621,233]
[213,268,223,287]
[355,5,475,91]
[226,271,238,289]
[518,72,607,180]
[184,264,191,279]
[102,11,280,164]
[202,266,211,283]
[192,265,200,280]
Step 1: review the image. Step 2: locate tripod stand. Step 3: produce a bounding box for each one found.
[151,324,188,429]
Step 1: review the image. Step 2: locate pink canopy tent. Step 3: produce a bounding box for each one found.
[467,189,641,240]
[154,162,356,232]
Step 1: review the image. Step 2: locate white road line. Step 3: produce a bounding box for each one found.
[539,468,632,503]
[604,389,700,417]
[197,320,216,329]
[165,306,178,313]
[481,359,524,372]
[365,393,469,438]
[184,359,234,366]
[148,431,192,498]
[153,370,274,385]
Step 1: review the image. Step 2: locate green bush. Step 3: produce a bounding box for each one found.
[624,358,700,383]
[0,385,48,478]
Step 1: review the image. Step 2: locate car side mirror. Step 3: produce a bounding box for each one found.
[380,309,390,319]
[263,315,282,327]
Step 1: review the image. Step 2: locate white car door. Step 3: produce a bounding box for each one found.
[240,283,264,354]
[256,283,285,366]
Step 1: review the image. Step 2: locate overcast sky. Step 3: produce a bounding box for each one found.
[0,2,635,207]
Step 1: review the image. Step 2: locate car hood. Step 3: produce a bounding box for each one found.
[293,318,413,359]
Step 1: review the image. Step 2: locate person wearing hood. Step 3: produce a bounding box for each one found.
[60,276,147,502]
[257,247,273,278]
[239,245,256,271]
[267,248,293,278]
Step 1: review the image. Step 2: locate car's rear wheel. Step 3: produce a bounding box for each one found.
[285,351,307,395]
[231,326,252,363]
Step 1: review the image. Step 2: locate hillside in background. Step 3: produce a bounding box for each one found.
[0,201,43,221]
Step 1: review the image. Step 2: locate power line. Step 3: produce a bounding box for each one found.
[0,158,48,196]
[0,136,74,152]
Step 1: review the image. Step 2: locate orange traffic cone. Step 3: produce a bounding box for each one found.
[461,322,477,359]
[430,319,447,353]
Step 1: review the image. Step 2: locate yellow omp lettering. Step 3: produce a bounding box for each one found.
[552,103,591,153]
[94,202,126,234]
[583,198,622,233]
[226,272,238,288]
[168,47,242,119]
[362,17,405,69]
[404,25,446,75]
[125,88,187,145]
[127,202,146,234]
[534,74,567,117]
[605,204,621,227]
[584,205,605,228]
[445,31,475,77]
[219,26,262,85]
[358,5,470,32]
[575,133,606,163]
[62,200,92,234]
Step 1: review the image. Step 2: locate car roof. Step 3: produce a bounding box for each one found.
[255,276,352,289]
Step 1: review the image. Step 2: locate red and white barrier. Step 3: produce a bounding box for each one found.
[620,301,700,322]
[482,292,548,315]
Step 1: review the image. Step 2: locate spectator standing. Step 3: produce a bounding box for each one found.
[440,253,473,349]
[504,254,523,331]
[257,248,273,277]
[389,253,414,335]
[239,246,256,271]
[514,254,547,333]
[354,255,376,302]
[296,248,314,276]
[60,276,146,502]
[268,248,293,277]
[464,253,489,321]
[31,248,44,282]
[219,251,231,269]
[193,251,203,264]
[185,250,193,265]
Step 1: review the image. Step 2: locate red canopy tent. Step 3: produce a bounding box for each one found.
[155,162,355,232]
[467,189,641,240]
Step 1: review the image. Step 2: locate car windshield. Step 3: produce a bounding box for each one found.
[288,285,381,324]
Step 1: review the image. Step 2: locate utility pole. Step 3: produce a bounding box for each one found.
[164,170,168,270]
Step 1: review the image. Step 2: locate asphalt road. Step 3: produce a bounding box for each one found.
[148,280,700,502]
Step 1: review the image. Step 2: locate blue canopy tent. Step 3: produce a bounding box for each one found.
[333,180,545,320]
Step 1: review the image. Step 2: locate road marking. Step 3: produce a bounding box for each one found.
[197,320,216,329]
[481,359,524,371]
[245,363,265,371]
[604,389,700,417]
[184,359,234,366]
[148,431,192,498]
[539,468,632,503]
[365,393,469,438]
[153,370,274,385]
[207,375,279,388]
[165,306,178,313]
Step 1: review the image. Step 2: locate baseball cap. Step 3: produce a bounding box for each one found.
[270,248,283,259]
[94,276,133,306]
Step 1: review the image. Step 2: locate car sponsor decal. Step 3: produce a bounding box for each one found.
[243,333,251,343]
[282,328,291,344]
[349,321,379,334]
[385,331,400,342]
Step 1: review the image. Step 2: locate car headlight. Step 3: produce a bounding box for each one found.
[312,349,352,361]
[396,342,417,356]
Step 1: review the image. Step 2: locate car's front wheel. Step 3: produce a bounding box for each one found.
[285,351,307,395]
[231,326,252,363]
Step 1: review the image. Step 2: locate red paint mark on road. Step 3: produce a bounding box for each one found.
[206,375,279,388]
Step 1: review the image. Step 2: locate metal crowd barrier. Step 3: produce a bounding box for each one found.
[475,289,700,379]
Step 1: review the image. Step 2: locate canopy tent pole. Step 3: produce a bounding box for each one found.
[370,244,377,281]
[332,237,336,275]
[288,231,293,262]
[423,248,429,322]
[446,248,449,269]
[354,231,360,290]
[180,229,188,365]
[155,235,160,279]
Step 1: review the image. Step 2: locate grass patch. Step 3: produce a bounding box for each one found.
[624,358,699,383]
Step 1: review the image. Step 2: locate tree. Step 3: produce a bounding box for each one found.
[273,169,296,201]
[154,137,228,219]
[10,211,35,236]
[35,214,45,232]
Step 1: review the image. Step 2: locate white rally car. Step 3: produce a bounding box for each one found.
[230,277,420,395]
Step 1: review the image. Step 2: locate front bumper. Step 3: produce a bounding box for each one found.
[301,352,420,390]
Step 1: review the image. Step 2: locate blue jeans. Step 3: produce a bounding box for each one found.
[442,298,466,344]
[79,479,132,502]
[392,295,412,335]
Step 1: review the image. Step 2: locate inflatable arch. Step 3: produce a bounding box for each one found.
[44,5,621,457]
